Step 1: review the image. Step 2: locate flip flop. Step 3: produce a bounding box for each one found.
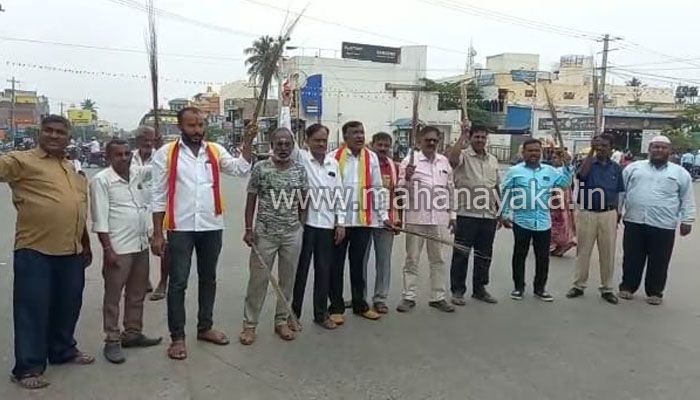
[197,329,230,345]
[149,289,166,301]
[11,375,50,390]
[167,340,187,360]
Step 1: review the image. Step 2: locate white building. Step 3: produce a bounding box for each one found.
[281,45,460,149]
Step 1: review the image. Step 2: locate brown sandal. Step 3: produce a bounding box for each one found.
[275,324,296,341]
[239,327,256,346]
[287,318,303,332]
[167,340,187,360]
[68,351,95,365]
[197,329,230,345]
[11,374,50,390]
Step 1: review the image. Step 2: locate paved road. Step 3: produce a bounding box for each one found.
[0,172,699,400]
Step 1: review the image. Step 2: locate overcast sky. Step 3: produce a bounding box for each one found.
[1,0,698,129]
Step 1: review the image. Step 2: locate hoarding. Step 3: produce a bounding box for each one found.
[510,70,538,83]
[67,109,93,126]
[341,42,401,64]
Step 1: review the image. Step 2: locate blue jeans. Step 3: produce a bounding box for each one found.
[12,249,85,378]
[364,228,395,304]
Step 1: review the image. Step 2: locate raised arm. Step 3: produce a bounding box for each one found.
[448,120,470,169]
[218,144,251,177]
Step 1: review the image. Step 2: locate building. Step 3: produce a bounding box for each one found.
[281,43,461,150]
[168,98,190,112]
[0,89,49,135]
[192,87,220,118]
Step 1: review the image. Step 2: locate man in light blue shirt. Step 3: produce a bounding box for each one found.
[680,148,695,170]
[500,139,573,302]
[619,135,695,305]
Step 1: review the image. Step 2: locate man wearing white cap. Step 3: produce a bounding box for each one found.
[618,135,696,305]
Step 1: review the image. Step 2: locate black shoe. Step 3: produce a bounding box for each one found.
[534,291,554,302]
[472,290,498,304]
[566,287,584,298]
[601,292,619,304]
[121,333,163,348]
[396,299,416,313]
[103,342,125,364]
[510,289,524,300]
[429,300,455,313]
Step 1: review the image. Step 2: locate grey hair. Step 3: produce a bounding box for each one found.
[270,127,294,144]
[135,125,155,140]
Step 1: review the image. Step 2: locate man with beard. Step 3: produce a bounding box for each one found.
[448,123,501,305]
[618,136,695,305]
[500,139,573,302]
[567,134,624,304]
[328,122,394,324]
[1,115,94,390]
[91,139,162,364]
[151,107,253,360]
[241,128,308,344]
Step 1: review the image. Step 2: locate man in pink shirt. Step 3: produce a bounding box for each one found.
[397,126,456,313]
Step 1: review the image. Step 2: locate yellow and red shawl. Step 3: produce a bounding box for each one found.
[164,140,223,230]
[335,145,373,226]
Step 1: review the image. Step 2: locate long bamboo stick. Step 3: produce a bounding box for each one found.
[251,244,300,326]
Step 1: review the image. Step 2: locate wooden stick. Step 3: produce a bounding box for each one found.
[395,226,493,262]
[251,244,300,325]
[543,85,565,150]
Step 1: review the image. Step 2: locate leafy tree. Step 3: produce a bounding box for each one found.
[80,98,98,121]
[244,35,286,110]
[625,77,643,87]
[420,79,489,126]
[663,104,700,150]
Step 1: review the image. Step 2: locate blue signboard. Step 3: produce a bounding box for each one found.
[301,74,323,117]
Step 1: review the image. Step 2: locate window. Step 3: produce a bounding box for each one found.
[563,92,576,100]
[525,90,535,98]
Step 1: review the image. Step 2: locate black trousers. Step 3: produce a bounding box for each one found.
[330,227,372,314]
[167,230,223,340]
[292,225,334,322]
[512,224,551,293]
[620,222,676,297]
[12,249,85,378]
[450,216,498,296]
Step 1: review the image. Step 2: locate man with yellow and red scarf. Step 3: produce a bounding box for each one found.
[327,122,396,324]
[151,107,252,360]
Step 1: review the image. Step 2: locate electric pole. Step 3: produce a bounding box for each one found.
[595,34,619,135]
[7,77,20,137]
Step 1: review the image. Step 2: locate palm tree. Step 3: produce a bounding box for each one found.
[80,98,98,122]
[244,35,286,112]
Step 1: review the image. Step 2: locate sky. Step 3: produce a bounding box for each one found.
[1,0,698,129]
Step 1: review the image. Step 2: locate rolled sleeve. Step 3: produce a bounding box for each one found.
[218,144,251,176]
[151,146,168,213]
[90,177,110,233]
[0,154,23,183]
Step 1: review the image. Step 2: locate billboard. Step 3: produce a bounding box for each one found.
[341,42,401,64]
[67,109,93,126]
[301,74,323,117]
[510,70,537,83]
[538,117,595,132]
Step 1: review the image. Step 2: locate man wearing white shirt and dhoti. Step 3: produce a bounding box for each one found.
[91,139,162,364]
[151,107,253,360]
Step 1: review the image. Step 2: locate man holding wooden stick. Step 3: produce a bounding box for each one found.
[151,107,254,360]
[448,121,501,305]
[241,127,308,344]
[396,126,456,313]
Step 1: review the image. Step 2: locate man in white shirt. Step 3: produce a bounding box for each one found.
[89,136,101,154]
[611,148,623,164]
[91,139,162,364]
[327,121,394,323]
[151,107,253,360]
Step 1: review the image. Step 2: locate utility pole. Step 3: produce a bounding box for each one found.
[59,102,65,116]
[7,77,19,138]
[595,34,616,135]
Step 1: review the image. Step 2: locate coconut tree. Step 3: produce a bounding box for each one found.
[80,98,98,121]
[244,35,285,112]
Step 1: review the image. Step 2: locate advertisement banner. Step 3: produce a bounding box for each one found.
[341,42,401,64]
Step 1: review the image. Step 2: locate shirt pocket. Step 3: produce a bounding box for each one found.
[657,176,679,195]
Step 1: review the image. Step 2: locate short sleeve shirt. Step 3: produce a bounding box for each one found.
[247,159,308,237]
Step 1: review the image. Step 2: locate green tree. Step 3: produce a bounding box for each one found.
[80,98,98,121]
[244,35,285,110]
[420,79,489,126]
[205,125,225,142]
[663,104,700,150]
[625,77,643,87]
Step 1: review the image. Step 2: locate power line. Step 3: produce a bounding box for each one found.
[414,0,602,41]
[0,35,244,62]
[103,0,259,38]
[241,0,469,55]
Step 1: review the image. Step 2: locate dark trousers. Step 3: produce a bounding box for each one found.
[167,230,222,340]
[512,224,551,293]
[620,222,676,297]
[330,227,372,314]
[13,249,85,378]
[292,225,334,322]
[450,216,498,296]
